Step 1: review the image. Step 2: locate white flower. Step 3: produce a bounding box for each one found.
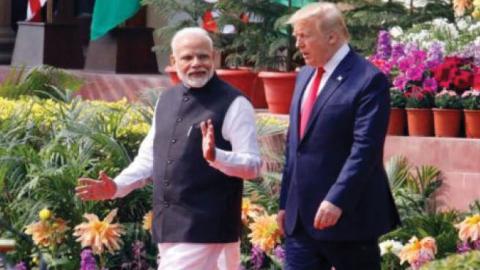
[457,18,469,31]
[379,240,404,256]
[389,26,404,38]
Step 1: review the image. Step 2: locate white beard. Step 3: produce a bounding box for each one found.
[177,68,214,88]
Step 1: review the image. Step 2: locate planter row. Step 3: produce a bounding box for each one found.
[164,66,297,114]
[388,108,480,138]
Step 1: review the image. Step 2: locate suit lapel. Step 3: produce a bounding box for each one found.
[299,51,356,143]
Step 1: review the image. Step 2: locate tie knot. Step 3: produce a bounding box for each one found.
[317,67,325,76]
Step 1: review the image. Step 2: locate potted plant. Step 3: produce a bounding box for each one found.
[433,89,463,137]
[461,89,480,138]
[388,87,407,135]
[405,85,435,136]
[216,0,306,113]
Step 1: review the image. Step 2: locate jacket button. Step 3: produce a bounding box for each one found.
[163,181,170,187]
[167,159,173,164]
[176,118,182,123]
[183,97,189,102]
[163,201,170,207]
[297,153,301,157]
[171,139,177,144]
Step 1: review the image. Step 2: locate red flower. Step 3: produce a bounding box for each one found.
[473,72,480,90]
[453,71,474,90]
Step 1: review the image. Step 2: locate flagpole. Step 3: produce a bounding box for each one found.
[46,0,53,24]
[286,0,293,71]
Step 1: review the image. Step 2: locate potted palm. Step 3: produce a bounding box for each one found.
[433,89,463,137]
[405,85,435,136]
[461,89,480,138]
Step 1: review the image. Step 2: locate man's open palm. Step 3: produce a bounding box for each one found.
[200,119,216,162]
[76,171,117,201]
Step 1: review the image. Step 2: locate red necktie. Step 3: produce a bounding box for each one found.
[300,67,325,138]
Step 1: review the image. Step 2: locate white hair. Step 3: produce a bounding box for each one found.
[170,27,214,56]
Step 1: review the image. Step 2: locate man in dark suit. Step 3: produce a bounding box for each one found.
[277,3,400,270]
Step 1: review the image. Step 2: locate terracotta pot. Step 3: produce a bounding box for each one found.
[258,71,297,114]
[387,108,406,135]
[464,110,480,138]
[406,108,434,136]
[164,65,181,85]
[216,69,257,100]
[433,108,462,137]
[251,75,268,109]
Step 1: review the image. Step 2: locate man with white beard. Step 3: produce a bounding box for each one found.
[75,27,261,270]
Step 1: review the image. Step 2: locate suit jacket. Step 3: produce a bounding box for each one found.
[279,48,400,241]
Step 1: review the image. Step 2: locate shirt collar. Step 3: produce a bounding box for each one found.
[322,43,350,75]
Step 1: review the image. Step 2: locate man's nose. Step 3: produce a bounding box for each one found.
[192,56,202,66]
[295,39,302,48]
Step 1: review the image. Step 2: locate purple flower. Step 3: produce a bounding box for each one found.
[398,56,413,72]
[457,241,472,253]
[406,66,424,82]
[251,245,265,270]
[15,262,27,270]
[473,239,480,250]
[426,42,444,69]
[422,77,438,92]
[80,249,97,270]
[391,43,406,64]
[273,245,285,262]
[393,75,408,90]
[121,241,149,270]
[375,31,392,60]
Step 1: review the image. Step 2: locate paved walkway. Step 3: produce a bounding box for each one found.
[0,65,172,102]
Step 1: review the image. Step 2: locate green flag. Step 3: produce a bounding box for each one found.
[90,0,141,40]
[272,0,317,8]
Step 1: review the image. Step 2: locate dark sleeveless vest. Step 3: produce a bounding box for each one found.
[151,74,243,243]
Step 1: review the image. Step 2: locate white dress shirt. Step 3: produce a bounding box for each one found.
[113,95,262,198]
[301,43,350,108]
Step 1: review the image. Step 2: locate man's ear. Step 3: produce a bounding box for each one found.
[169,54,176,66]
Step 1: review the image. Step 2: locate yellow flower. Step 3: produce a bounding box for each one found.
[241,198,266,224]
[73,209,125,255]
[455,214,480,242]
[143,211,153,232]
[248,214,281,253]
[25,218,69,247]
[398,236,437,266]
[39,208,52,221]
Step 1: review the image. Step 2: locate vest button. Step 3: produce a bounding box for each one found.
[163,201,170,207]
[167,159,173,164]
[163,180,170,186]
[183,97,189,102]
[171,139,177,144]
[176,118,183,123]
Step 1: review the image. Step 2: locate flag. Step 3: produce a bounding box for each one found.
[27,0,47,22]
[90,0,141,40]
[273,0,317,8]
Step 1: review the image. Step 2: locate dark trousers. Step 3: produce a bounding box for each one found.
[285,223,381,270]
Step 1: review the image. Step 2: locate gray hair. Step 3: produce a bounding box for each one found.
[171,27,214,56]
[287,2,350,40]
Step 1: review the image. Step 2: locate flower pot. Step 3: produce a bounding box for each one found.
[164,65,181,85]
[387,108,406,135]
[216,69,257,100]
[433,108,462,137]
[406,108,434,136]
[251,75,268,109]
[464,110,480,138]
[258,71,297,114]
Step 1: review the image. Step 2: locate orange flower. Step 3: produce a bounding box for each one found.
[398,236,437,267]
[73,209,125,255]
[455,214,480,242]
[143,211,153,232]
[242,198,266,224]
[248,214,281,253]
[453,0,473,16]
[25,218,69,247]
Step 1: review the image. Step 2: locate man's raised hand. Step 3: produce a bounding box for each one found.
[76,171,117,201]
[200,119,216,162]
